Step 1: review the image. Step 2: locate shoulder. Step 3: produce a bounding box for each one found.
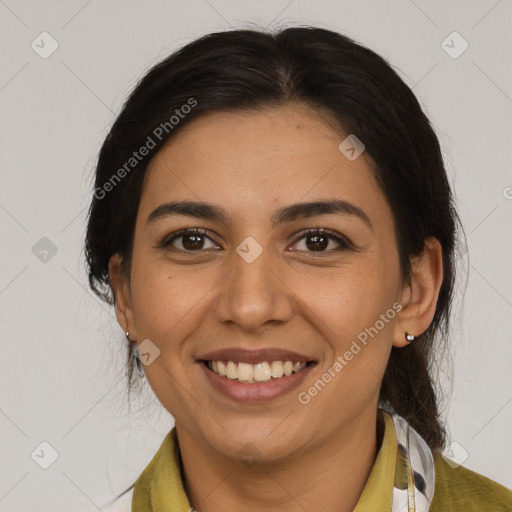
[430,452,512,511]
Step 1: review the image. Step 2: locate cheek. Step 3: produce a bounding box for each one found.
[129,252,217,353]
[298,261,396,339]
[128,256,211,415]
[298,257,398,388]
[295,268,396,408]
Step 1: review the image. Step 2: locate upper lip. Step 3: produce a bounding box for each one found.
[197,347,317,364]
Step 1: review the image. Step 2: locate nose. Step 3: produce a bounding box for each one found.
[213,244,296,333]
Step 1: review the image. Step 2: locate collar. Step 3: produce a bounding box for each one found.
[132,409,434,511]
[131,428,190,511]
[353,410,396,511]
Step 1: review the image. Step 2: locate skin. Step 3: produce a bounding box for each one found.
[109,103,443,512]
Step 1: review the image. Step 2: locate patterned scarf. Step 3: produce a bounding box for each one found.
[390,412,435,511]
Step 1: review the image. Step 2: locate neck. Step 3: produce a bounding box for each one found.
[176,407,382,512]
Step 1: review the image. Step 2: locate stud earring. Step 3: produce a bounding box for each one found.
[405,332,416,343]
[126,331,131,342]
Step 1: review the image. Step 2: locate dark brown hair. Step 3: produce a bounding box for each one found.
[85,26,464,451]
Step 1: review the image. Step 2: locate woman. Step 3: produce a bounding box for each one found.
[85,26,512,511]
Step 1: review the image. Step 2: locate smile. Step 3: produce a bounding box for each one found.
[205,360,311,383]
[199,358,317,403]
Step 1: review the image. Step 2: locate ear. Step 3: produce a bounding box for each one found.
[393,237,444,348]
[108,253,138,341]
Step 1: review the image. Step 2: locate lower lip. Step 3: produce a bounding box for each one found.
[199,361,316,403]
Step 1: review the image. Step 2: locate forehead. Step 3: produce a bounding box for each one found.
[139,104,392,230]
[152,104,344,170]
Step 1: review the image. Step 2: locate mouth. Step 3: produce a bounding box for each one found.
[201,359,315,383]
[196,348,318,403]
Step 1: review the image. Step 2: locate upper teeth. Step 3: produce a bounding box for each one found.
[207,360,307,382]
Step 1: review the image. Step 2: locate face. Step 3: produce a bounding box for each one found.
[111,104,410,463]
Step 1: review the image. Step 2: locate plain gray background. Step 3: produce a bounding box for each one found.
[1,1,511,510]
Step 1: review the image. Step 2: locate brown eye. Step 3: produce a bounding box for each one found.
[291,229,352,253]
[305,233,329,251]
[181,233,207,250]
[157,228,219,252]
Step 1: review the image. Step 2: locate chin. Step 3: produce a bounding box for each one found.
[200,418,306,464]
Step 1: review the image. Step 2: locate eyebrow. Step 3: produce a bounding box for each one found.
[146,199,373,231]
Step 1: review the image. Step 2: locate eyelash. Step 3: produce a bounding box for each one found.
[156,227,354,254]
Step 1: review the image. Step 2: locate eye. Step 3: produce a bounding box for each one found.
[156,227,354,254]
[290,228,353,253]
[156,228,220,252]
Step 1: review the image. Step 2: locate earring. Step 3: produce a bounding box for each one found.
[405,332,416,343]
[126,331,131,342]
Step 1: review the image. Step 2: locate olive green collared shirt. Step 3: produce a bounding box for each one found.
[130,413,512,511]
